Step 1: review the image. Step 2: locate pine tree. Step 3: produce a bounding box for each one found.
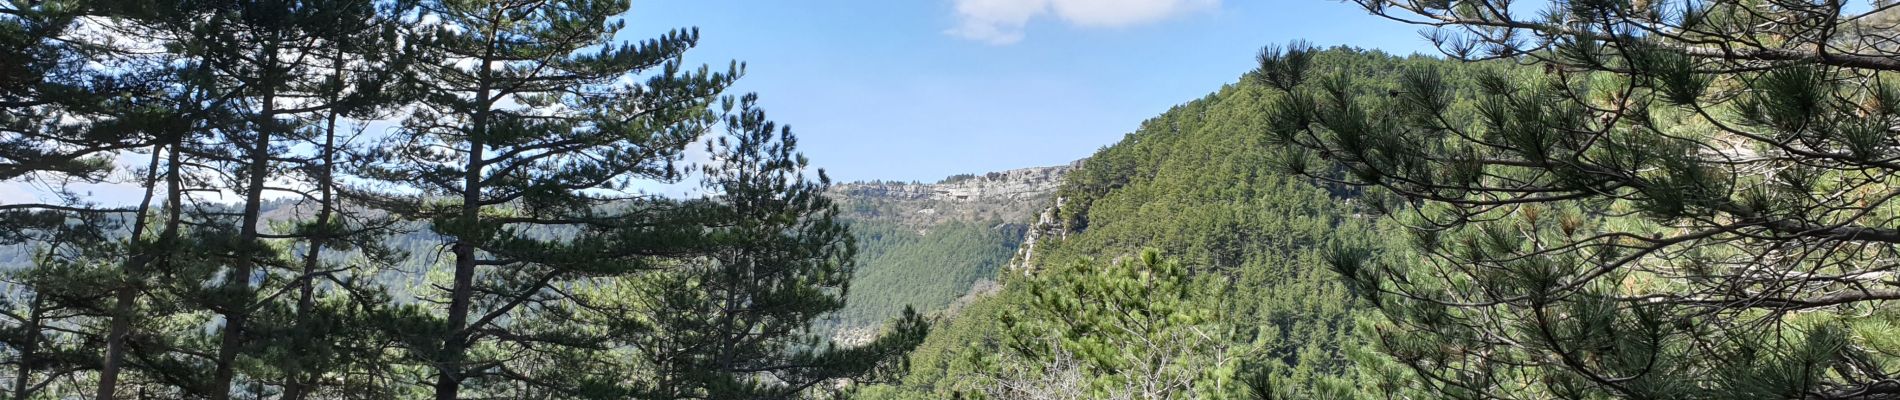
[179,2,387,395]
[5,1,921,397]
[1,2,205,398]
[56,3,405,397]
[1269,1,1900,398]
[267,38,410,400]
[0,201,118,399]
[996,249,1239,399]
[580,94,928,398]
[354,0,738,397]
[243,3,409,397]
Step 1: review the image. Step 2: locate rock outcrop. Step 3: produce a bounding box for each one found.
[833,163,1071,203]
[1005,195,1065,273]
[829,161,1077,229]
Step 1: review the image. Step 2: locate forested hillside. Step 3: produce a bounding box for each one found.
[832,220,1021,330]
[862,1,1900,394]
[825,165,1068,336]
[859,48,1434,400]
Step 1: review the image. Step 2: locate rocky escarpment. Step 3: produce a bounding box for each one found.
[834,164,1070,202]
[830,161,1077,229]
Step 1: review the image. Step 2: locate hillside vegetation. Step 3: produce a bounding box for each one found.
[859,48,1440,400]
[12,0,1889,397]
[826,166,1066,332]
[835,220,1023,329]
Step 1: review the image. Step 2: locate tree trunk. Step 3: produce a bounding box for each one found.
[95,141,170,400]
[283,51,348,400]
[212,81,276,399]
[14,293,43,399]
[432,54,492,400]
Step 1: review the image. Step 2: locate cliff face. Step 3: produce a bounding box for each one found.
[834,164,1070,203]
[830,162,1076,230]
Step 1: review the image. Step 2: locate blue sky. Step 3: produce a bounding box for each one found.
[0,0,1442,205]
[620,0,1436,184]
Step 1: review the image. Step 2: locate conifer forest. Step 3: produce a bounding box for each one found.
[6,0,1900,399]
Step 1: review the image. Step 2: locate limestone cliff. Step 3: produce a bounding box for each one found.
[829,161,1076,230]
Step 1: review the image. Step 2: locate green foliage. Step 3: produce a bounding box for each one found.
[0,1,921,398]
[999,250,1238,399]
[352,1,749,396]
[861,48,1405,399]
[939,173,979,184]
[1266,1,1900,398]
[836,220,1022,328]
[823,166,1057,340]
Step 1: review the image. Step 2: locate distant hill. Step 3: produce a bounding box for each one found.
[824,163,1074,337]
[1,165,1075,343]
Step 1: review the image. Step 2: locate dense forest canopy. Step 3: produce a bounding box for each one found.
[833,219,1022,330]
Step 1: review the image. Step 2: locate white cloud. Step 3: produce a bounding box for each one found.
[946,0,1218,45]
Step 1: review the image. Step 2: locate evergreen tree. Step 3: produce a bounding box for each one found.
[235,3,409,398]
[354,0,737,397]
[37,3,409,397]
[1269,1,1900,398]
[0,199,118,399]
[5,1,919,397]
[0,2,206,398]
[601,95,927,398]
[165,2,398,396]
[266,46,410,400]
[997,250,1239,399]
